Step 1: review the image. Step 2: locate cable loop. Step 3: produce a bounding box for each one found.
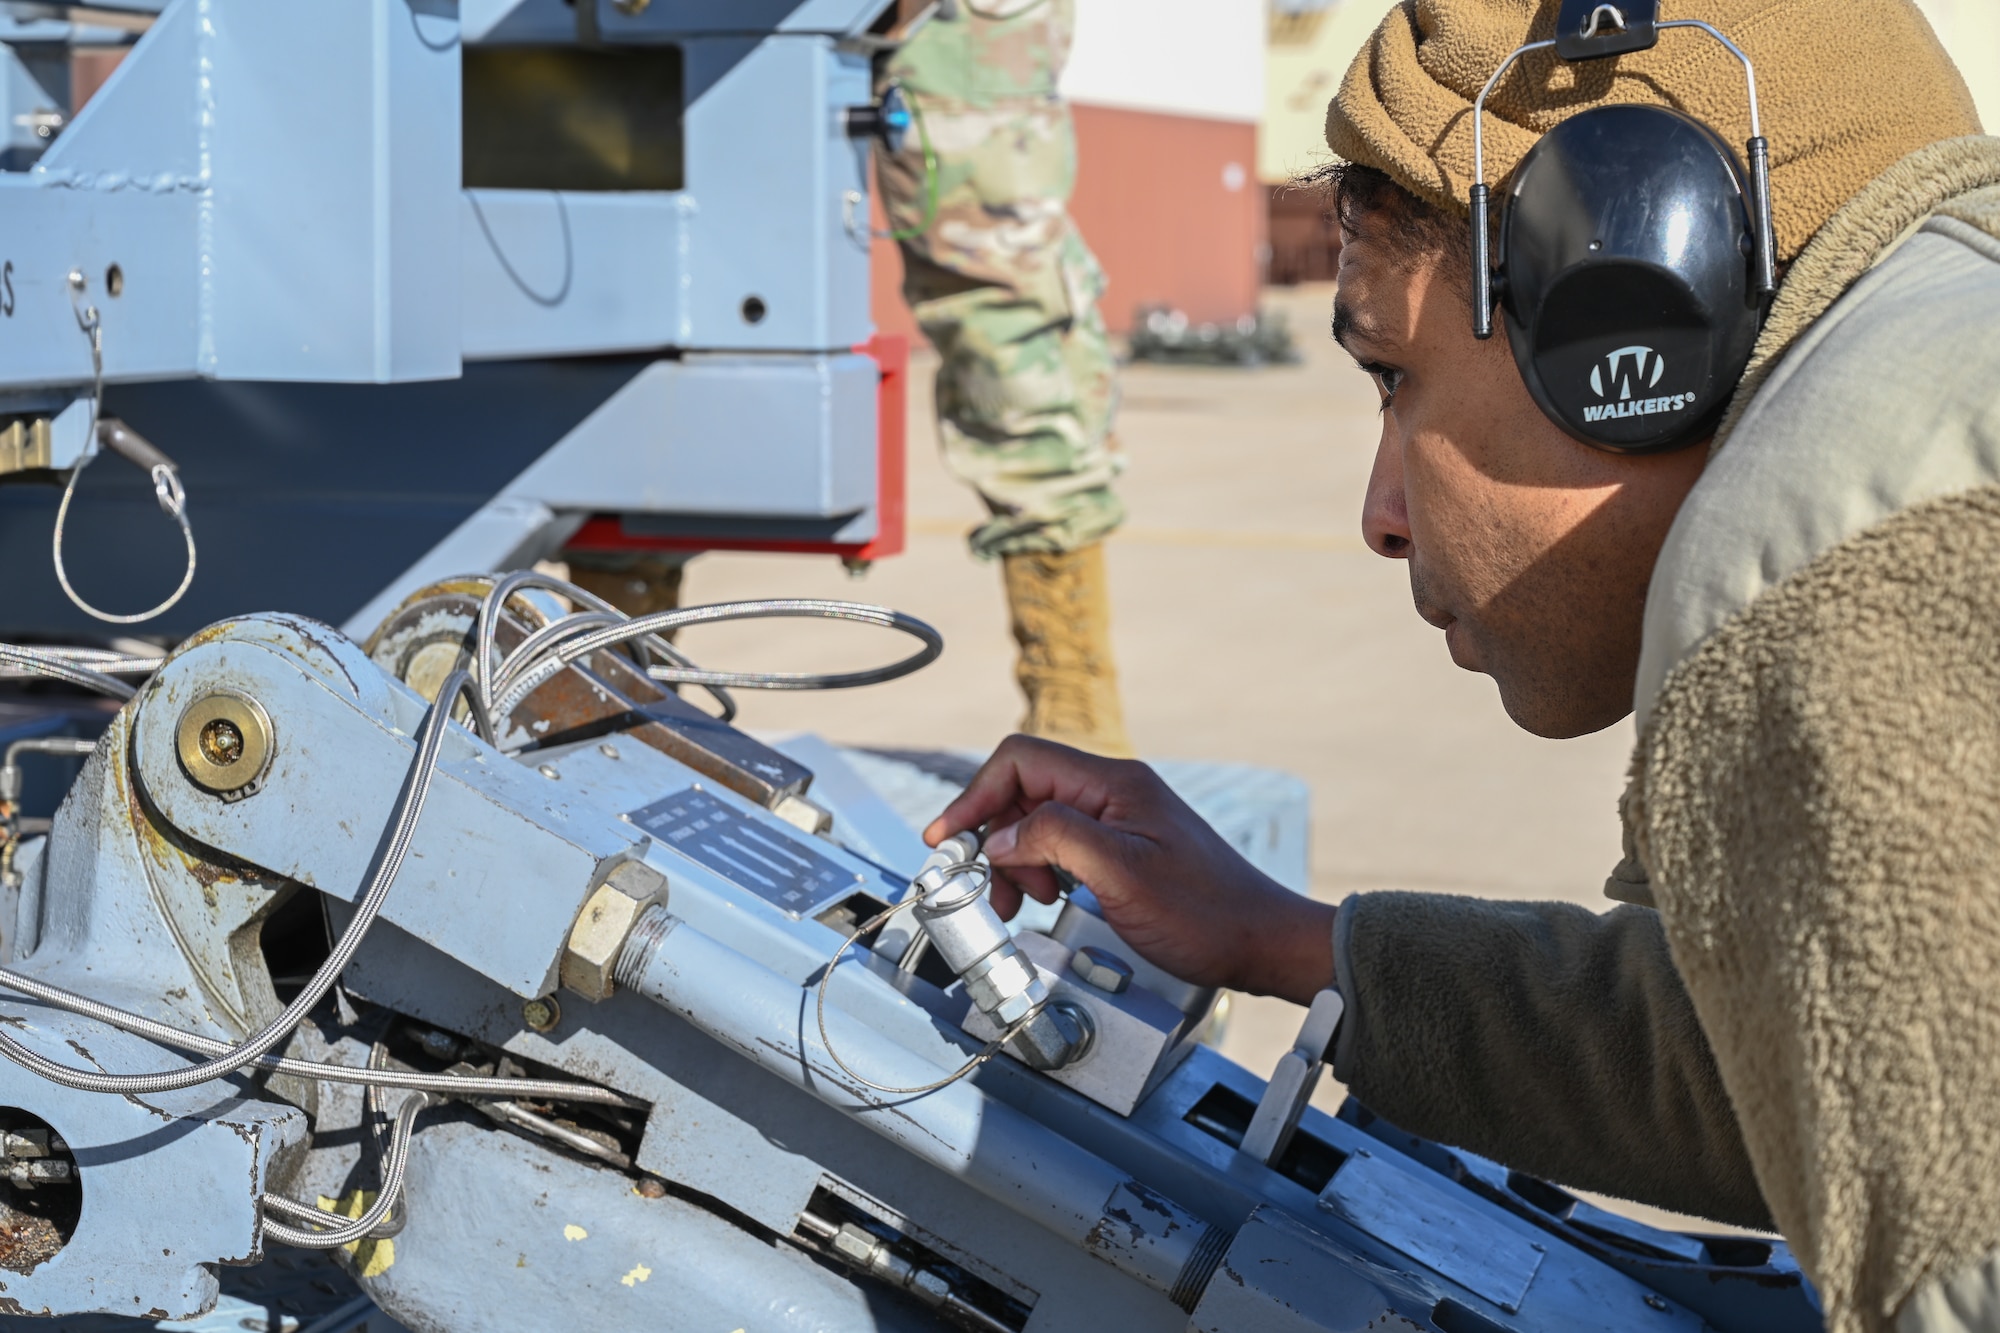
[261,1090,431,1248]
[51,269,198,625]
[912,860,990,915]
[482,594,941,739]
[813,893,1046,1100]
[150,463,186,519]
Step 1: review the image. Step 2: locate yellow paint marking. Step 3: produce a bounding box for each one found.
[564,1223,589,1241]
[621,1263,652,1287]
[316,1192,395,1278]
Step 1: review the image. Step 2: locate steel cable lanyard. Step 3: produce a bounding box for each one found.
[55,267,200,624]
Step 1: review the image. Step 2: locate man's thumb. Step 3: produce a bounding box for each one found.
[985,802,1123,888]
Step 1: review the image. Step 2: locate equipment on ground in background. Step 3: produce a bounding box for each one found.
[1126,306,1300,368]
[0,576,1825,1332]
[1469,0,1774,454]
[0,0,910,644]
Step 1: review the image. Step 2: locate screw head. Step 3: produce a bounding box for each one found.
[538,764,560,780]
[1644,1295,1669,1312]
[598,743,621,760]
[522,996,561,1032]
[1070,945,1133,994]
[198,718,244,766]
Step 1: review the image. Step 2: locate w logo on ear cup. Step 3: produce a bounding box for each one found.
[1588,345,1666,400]
[1579,343,1695,425]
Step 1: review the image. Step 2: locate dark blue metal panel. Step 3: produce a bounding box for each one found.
[0,357,651,639]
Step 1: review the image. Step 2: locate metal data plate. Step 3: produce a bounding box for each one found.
[628,787,862,918]
[1318,1149,1547,1314]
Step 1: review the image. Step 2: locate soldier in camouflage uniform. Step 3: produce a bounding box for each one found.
[878,0,1133,757]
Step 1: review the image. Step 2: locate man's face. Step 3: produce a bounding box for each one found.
[1338,221,1709,739]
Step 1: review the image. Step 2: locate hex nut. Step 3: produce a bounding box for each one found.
[560,861,668,1001]
[175,691,274,798]
[1007,1001,1092,1071]
[1070,944,1133,994]
[832,1223,880,1267]
[963,947,1041,1025]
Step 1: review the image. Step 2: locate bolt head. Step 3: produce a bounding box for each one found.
[1071,945,1133,994]
[522,996,561,1032]
[1007,1002,1091,1071]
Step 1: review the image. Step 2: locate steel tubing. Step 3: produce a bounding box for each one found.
[617,908,1225,1309]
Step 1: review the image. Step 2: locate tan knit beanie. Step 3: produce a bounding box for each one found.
[1325,0,1983,261]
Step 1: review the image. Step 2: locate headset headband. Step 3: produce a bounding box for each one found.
[1466,3,1777,339]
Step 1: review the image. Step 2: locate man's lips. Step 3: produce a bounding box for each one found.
[1415,602,1455,632]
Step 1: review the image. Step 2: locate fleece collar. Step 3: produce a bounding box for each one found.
[1632,136,2000,727]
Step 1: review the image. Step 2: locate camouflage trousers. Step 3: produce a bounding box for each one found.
[879,0,1124,560]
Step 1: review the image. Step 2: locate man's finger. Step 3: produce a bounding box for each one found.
[989,877,1024,921]
[996,862,1063,907]
[985,799,1134,896]
[930,736,1041,841]
[931,735,1123,842]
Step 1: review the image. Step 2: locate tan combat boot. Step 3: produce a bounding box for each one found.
[1001,543,1135,758]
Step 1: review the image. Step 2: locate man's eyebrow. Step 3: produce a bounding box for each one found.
[1330,298,1387,356]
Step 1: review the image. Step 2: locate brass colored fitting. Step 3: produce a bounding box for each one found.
[174,691,275,799]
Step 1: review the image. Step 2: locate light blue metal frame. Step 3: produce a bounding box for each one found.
[0,0,892,639]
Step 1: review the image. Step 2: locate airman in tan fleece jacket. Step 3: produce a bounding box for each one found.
[929,3,2000,1331]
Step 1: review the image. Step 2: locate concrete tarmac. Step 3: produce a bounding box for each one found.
[673,283,1690,1223]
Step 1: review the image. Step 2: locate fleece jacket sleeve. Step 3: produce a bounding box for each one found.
[1331,891,1772,1231]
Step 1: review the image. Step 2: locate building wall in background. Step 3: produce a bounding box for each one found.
[871,0,1267,340]
[1260,0,1389,187]
[1069,103,1262,330]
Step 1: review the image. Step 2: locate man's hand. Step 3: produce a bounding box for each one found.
[923,735,1335,1005]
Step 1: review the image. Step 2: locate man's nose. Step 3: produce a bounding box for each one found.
[1361,433,1412,558]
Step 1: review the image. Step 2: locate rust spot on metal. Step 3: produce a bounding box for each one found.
[0,1208,69,1277]
[177,621,241,653]
[273,616,359,696]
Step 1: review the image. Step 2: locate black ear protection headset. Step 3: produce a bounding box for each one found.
[1468,0,1776,454]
